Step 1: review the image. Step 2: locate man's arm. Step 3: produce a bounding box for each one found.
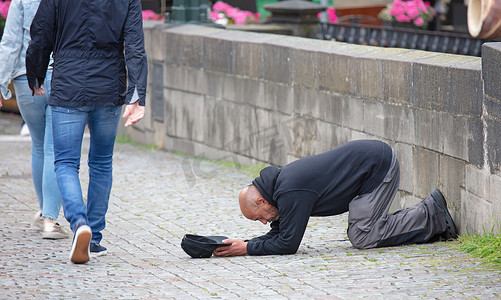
[123,0,148,106]
[26,0,55,93]
[216,191,318,256]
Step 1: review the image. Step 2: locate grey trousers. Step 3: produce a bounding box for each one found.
[347,151,447,249]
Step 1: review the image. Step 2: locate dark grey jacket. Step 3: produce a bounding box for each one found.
[248,140,393,255]
[26,0,147,107]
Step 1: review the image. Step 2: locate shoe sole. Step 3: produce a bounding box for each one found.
[431,188,458,240]
[42,231,69,240]
[90,250,108,258]
[69,225,92,264]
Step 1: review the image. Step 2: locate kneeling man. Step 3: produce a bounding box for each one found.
[214,140,457,256]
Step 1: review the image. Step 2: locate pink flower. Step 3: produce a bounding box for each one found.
[317,7,338,24]
[414,17,424,26]
[0,1,11,20]
[212,2,233,14]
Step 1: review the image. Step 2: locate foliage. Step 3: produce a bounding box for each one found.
[456,233,501,267]
[0,0,11,29]
[378,0,436,28]
[210,1,260,26]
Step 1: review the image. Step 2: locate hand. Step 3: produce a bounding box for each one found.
[0,95,3,109]
[122,102,145,127]
[34,86,45,95]
[213,239,248,257]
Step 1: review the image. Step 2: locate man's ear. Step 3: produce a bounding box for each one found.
[256,197,267,206]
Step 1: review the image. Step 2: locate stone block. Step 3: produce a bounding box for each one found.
[292,114,317,158]
[264,82,293,115]
[467,117,484,168]
[178,34,203,69]
[486,119,501,173]
[383,104,415,145]
[203,38,233,74]
[317,52,350,94]
[164,89,205,142]
[362,100,385,138]
[262,44,292,84]
[382,59,413,105]
[489,175,501,233]
[461,189,494,234]
[164,65,207,95]
[440,114,468,161]
[484,95,501,120]
[412,62,448,111]
[449,67,482,116]
[253,109,290,166]
[413,147,439,198]
[465,164,490,199]
[320,91,343,125]
[292,48,318,90]
[233,42,264,79]
[438,155,465,213]
[204,71,224,99]
[293,86,321,119]
[315,121,350,154]
[482,42,501,101]
[414,108,441,153]
[357,58,384,100]
[393,142,414,194]
[342,96,364,131]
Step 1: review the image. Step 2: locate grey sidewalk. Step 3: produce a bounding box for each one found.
[0,114,500,299]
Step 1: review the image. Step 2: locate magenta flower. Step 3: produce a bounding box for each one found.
[384,0,435,28]
[210,1,260,25]
[414,17,424,26]
[0,1,11,21]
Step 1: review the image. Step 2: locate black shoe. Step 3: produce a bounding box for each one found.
[90,242,108,257]
[431,188,458,240]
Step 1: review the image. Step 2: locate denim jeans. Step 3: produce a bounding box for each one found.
[51,105,122,244]
[13,71,63,220]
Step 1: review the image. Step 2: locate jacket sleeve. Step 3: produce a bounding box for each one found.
[26,0,55,92]
[0,0,23,99]
[246,190,318,255]
[123,0,148,106]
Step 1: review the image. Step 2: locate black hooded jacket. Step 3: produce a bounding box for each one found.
[248,140,393,255]
[26,0,147,107]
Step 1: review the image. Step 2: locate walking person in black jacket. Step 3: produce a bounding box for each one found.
[214,140,457,256]
[26,0,147,263]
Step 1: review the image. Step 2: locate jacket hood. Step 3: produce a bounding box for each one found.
[252,166,281,207]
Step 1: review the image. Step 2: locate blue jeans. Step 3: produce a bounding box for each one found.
[13,72,63,220]
[51,105,122,244]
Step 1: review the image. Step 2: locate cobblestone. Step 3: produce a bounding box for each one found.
[0,117,500,299]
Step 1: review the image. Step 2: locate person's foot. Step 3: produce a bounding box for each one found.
[42,218,69,239]
[431,188,458,240]
[69,225,92,264]
[32,211,43,231]
[90,243,108,257]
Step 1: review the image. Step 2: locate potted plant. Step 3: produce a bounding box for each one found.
[378,0,436,29]
[0,1,11,38]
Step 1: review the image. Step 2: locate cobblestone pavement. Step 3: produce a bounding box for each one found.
[0,118,500,299]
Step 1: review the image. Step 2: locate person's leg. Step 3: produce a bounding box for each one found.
[51,106,90,232]
[86,106,122,245]
[39,72,63,220]
[12,75,45,213]
[347,152,447,249]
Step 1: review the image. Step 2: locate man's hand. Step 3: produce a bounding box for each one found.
[213,239,248,257]
[34,86,45,95]
[122,102,145,127]
[0,95,3,109]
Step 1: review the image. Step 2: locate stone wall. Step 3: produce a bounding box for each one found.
[122,22,501,235]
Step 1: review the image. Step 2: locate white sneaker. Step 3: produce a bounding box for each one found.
[69,225,92,264]
[31,211,43,231]
[20,123,30,136]
[42,218,69,239]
